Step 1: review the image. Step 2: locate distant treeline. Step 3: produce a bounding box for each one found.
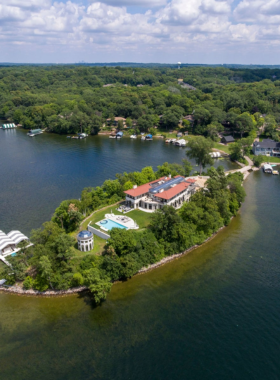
[0,65,280,138]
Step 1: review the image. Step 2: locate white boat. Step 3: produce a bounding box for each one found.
[165,139,171,143]
[141,136,146,140]
[78,133,88,139]
[27,129,43,137]
[171,139,177,144]
[130,134,137,139]
[109,135,116,139]
[175,139,187,147]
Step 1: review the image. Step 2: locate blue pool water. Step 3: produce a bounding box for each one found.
[97,219,128,230]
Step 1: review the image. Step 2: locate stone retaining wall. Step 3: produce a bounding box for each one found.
[0,285,87,297]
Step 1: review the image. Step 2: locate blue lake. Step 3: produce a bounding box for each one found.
[0,128,237,234]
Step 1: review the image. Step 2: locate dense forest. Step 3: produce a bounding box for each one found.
[0,65,280,140]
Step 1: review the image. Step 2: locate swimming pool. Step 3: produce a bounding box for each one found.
[96,219,128,231]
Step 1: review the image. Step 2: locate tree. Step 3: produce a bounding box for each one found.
[137,115,154,132]
[38,256,54,289]
[106,229,137,257]
[83,267,112,304]
[150,206,182,243]
[206,123,224,141]
[236,113,255,137]
[186,136,214,174]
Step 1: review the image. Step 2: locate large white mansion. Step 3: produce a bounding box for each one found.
[124,175,198,212]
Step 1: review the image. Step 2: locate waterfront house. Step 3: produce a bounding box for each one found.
[124,176,197,212]
[221,135,235,144]
[106,117,126,127]
[252,139,280,157]
[0,230,32,258]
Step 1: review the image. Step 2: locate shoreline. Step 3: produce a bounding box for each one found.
[0,166,252,298]
[0,222,229,297]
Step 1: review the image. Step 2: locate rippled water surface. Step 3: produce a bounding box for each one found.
[0,129,237,234]
[0,171,280,379]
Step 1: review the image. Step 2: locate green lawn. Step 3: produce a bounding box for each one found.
[72,234,106,258]
[84,204,153,233]
[211,142,231,154]
[69,202,154,258]
[248,153,280,164]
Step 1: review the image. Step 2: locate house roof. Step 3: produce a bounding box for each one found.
[253,139,280,149]
[0,230,28,251]
[222,135,235,142]
[154,182,191,200]
[125,176,197,200]
[124,177,172,197]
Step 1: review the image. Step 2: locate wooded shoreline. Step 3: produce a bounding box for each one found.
[0,220,230,297]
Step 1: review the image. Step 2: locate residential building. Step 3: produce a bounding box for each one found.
[124,176,197,213]
[221,135,235,144]
[252,139,280,156]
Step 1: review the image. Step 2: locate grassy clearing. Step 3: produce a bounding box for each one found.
[86,204,153,231]
[72,234,106,258]
[211,142,231,154]
[70,204,153,258]
[248,154,280,164]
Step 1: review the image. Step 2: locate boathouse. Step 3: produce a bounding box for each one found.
[0,230,31,258]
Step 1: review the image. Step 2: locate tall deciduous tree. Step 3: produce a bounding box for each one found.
[186,136,214,174]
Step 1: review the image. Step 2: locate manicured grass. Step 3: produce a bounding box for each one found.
[84,204,154,233]
[248,154,280,164]
[125,209,154,230]
[211,142,231,154]
[72,234,106,258]
[70,205,153,258]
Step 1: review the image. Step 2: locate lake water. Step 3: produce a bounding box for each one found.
[0,171,280,379]
[0,128,237,235]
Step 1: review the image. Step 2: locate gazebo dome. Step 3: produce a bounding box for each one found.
[77,230,93,239]
[77,230,94,252]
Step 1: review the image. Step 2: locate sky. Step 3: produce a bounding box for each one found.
[0,0,280,64]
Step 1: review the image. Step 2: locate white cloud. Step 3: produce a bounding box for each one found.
[89,0,167,6]
[0,0,279,63]
[234,0,280,24]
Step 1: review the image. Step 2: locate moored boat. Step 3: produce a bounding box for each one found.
[130,134,137,139]
[78,133,88,139]
[27,129,43,137]
[175,139,187,147]
[116,131,123,139]
[145,134,153,141]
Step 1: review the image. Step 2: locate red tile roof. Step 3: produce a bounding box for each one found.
[186,178,196,183]
[154,182,191,200]
[124,177,171,197]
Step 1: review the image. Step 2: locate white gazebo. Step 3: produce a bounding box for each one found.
[77,230,94,252]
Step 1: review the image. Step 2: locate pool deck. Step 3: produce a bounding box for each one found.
[96,213,139,232]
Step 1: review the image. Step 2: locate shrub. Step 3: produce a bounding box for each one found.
[253,155,265,167]
[23,276,34,290]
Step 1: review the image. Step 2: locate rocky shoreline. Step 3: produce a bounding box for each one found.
[0,167,253,298]
[0,225,227,297]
